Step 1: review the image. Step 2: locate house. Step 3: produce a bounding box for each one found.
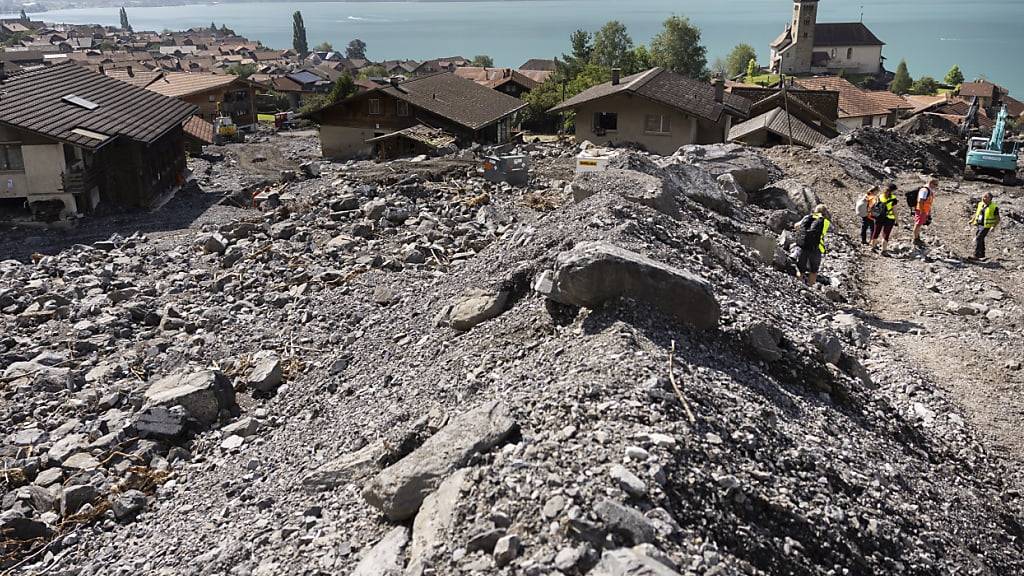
[548,68,752,155]
[146,72,258,127]
[453,67,548,98]
[306,73,526,159]
[520,59,558,72]
[272,69,332,109]
[959,81,1004,109]
[103,65,164,88]
[727,87,839,148]
[771,0,885,76]
[793,76,899,130]
[0,63,197,221]
[413,57,469,76]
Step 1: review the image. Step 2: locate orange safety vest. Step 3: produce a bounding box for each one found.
[917,187,935,215]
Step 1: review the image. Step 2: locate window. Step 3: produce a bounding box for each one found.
[369,98,381,115]
[847,47,854,60]
[644,114,671,134]
[862,116,872,127]
[593,112,618,132]
[0,144,24,171]
[396,100,409,117]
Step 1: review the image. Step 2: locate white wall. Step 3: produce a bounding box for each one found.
[815,45,883,74]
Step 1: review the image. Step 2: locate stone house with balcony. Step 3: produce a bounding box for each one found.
[548,68,752,155]
[0,62,197,221]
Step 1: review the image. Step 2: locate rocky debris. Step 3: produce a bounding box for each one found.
[407,468,469,571]
[110,490,147,522]
[143,370,237,426]
[363,401,516,520]
[2,132,1023,575]
[572,168,682,220]
[669,143,781,192]
[591,546,682,576]
[351,526,409,576]
[246,351,283,392]
[756,178,821,213]
[60,484,98,516]
[535,241,720,330]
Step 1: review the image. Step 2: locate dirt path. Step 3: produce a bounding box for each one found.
[859,182,1024,463]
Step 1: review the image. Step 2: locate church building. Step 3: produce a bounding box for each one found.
[770,0,885,76]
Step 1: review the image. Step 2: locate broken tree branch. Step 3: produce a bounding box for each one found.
[668,340,696,424]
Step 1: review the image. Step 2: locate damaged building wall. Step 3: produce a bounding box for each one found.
[0,124,74,219]
[573,93,701,156]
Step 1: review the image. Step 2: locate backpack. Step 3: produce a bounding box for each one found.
[905,189,921,209]
[870,199,887,220]
[855,196,868,218]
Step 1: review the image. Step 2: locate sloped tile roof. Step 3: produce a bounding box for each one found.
[182,114,214,144]
[379,72,526,130]
[0,62,197,149]
[104,67,163,89]
[959,81,1001,99]
[147,72,243,98]
[519,58,558,72]
[813,23,884,47]
[729,107,831,147]
[454,67,542,91]
[794,76,892,118]
[549,67,750,122]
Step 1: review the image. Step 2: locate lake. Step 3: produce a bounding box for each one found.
[25,0,1024,95]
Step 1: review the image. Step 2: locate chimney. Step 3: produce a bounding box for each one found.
[0,62,6,82]
[611,68,621,86]
[713,75,724,103]
[126,65,133,77]
[97,64,104,74]
[389,76,400,88]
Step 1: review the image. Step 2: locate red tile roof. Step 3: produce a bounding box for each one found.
[794,76,892,118]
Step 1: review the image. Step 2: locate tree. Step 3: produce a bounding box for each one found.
[19,9,27,21]
[357,65,387,80]
[471,55,494,67]
[556,29,593,80]
[292,11,308,56]
[944,64,964,87]
[522,77,565,130]
[328,73,356,104]
[910,76,940,95]
[567,64,611,97]
[650,15,708,79]
[591,20,633,69]
[227,63,256,78]
[314,41,333,52]
[890,60,912,95]
[346,39,367,60]
[624,45,653,75]
[725,44,757,79]
[119,7,131,32]
[710,57,727,80]
[746,58,757,83]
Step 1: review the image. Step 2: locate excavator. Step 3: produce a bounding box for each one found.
[963,102,1020,185]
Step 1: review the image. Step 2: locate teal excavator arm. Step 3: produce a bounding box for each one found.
[988,105,1008,152]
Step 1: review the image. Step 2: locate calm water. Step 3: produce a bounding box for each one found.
[26,0,1024,94]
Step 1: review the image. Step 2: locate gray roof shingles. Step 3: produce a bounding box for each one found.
[379,73,526,130]
[0,62,197,149]
[549,67,751,122]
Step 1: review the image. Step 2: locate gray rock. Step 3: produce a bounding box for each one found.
[591,546,683,576]
[363,401,516,521]
[111,490,147,521]
[442,289,510,331]
[303,441,386,489]
[572,167,681,220]
[33,468,63,487]
[351,526,410,576]
[143,370,237,426]
[247,352,283,392]
[555,546,584,571]
[222,417,261,437]
[610,464,647,498]
[409,468,469,568]
[466,527,506,553]
[493,534,520,567]
[811,330,843,365]
[60,484,99,517]
[669,143,777,192]
[2,361,71,391]
[0,516,52,541]
[745,322,784,362]
[47,433,87,464]
[594,499,656,545]
[759,179,820,213]
[536,242,719,330]
[134,406,189,440]
[62,452,101,471]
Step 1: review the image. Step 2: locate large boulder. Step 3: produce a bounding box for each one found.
[535,242,719,330]
[143,370,237,426]
[407,468,470,572]
[755,178,820,214]
[363,401,515,521]
[667,143,779,192]
[572,168,682,220]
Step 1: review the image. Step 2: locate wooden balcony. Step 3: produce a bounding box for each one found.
[62,166,99,195]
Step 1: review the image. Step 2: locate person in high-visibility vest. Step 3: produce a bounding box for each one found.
[794,204,831,286]
[913,177,938,246]
[870,183,899,254]
[970,192,1000,260]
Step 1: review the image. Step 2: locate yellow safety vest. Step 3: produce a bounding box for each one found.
[814,214,831,254]
[879,195,897,221]
[973,201,999,228]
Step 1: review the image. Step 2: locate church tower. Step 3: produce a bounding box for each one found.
[785,0,818,73]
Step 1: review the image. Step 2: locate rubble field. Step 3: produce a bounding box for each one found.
[2,129,1023,576]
